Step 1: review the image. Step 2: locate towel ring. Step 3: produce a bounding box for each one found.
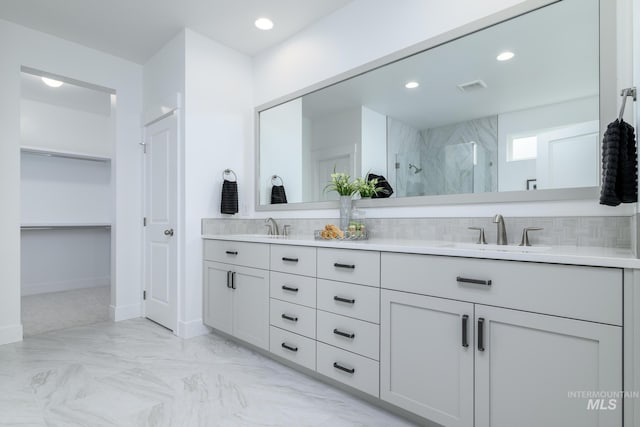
[271,175,283,186]
[222,169,237,182]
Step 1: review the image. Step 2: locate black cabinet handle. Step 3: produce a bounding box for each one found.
[281,342,298,352]
[225,250,238,255]
[462,315,469,348]
[478,317,485,352]
[333,328,355,339]
[333,296,356,304]
[231,271,236,290]
[282,257,299,263]
[226,271,232,288]
[281,313,298,322]
[281,285,299,293]
[333,362,355,374]
[457,276,492,286]
[334,262,356,269]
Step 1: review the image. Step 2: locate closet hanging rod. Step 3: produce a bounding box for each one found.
[21,225,112,231]
[618,87,637,122]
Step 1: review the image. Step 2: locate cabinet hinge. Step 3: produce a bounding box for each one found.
[143,290,146,300]
[143,217,147,227]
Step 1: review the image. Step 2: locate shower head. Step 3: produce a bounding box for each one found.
[408,163,423,174]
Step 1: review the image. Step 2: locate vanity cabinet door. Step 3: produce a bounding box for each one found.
[380,289,474,427]
[475,305,622,427]
[232,265,270,350]
[203,261,233,335]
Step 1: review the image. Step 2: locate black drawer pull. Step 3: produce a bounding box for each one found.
[281,285,299,293]
[333,296,356,304]
[333,328,355,339]
[281,342,298,352]
[225,251,238,255]
[478,317,485,352]
[334,262,356,269]
[282,257,299,263]
[226,271,232,288]
[462,315,469,348]
[333,362,355,374]
[456,276,491,286]
[281,313,298,322]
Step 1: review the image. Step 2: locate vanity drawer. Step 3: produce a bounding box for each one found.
[381,252,623,325]
[317,279,379,323]
[270,299,316,339]
[270,245,316,276]
[316,311,379,360]
[203,240,269,269]
[317,248,380,286]
[316,342,379,397]
[270,271,316,308]
[270,326,316,371]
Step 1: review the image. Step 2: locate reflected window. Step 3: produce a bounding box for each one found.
[509,136,538,161]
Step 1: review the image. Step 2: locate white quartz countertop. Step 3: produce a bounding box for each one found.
[202,234,640,269]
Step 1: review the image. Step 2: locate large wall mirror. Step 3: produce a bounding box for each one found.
[257,0,605,209]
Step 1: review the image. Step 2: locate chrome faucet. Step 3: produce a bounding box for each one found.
[265,217,279,236]
[493,214,508,245]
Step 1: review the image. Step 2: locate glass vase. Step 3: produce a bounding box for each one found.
[339,195,352,231]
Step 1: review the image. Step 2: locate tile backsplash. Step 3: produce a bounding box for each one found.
[202,215,633,250]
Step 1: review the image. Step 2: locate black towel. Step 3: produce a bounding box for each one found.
[600,119,637,206]
[221,179,238,214]
[271,185,288,204]
[367,173,394,198]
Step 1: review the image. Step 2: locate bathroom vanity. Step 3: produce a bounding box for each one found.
[203,234,639,427]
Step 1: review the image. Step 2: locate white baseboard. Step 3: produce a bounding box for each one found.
[177,319,210,339]
[0,323,23,346]
[109,303,142,321]
[21,276,110,296]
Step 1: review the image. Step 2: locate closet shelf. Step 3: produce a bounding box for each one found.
[21,223,112,231]
[21,146,112,162]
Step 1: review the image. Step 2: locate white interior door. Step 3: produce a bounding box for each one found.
[143,113,178,331]
[536,120,599,189]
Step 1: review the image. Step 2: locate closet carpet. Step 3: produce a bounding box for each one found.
[0,318,417,426]
[21,286,110,336]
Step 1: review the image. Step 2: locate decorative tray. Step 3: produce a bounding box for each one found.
[314,229,369,241]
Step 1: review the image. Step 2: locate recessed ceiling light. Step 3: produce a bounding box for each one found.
[255,18,274,30]
[405,81,419,89]
[41,77,64,88]
[496,51,515,61]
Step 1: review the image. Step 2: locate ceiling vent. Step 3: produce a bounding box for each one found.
[457,79,488,93]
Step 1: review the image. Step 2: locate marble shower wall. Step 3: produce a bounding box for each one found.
[202,215,633,249]
[387,116,498,197]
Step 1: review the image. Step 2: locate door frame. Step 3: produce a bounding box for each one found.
[141,93,182,333]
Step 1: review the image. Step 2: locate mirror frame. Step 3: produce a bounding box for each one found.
[255,0,615,212]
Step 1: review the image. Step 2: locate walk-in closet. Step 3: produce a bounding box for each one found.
[20,68,115,336]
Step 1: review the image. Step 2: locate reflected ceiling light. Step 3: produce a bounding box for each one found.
[405,81,419,89]
[255,18,274,30]
[41,77,64,88]
[496,51,515,61]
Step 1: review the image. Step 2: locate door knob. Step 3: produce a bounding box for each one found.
[164,229,174,236]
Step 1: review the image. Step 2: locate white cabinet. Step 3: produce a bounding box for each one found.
[475,305,622,427]
[203,260,269,350]
[380,290,474,427]
[381,253,624,427]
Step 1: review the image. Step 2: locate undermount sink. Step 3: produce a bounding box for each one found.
[441,242,552,253]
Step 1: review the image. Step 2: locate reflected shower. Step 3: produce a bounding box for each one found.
[408,163,423,174]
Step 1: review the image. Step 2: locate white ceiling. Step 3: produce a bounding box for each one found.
[0,0,353,63]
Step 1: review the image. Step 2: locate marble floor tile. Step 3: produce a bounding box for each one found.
[0,319,417,427]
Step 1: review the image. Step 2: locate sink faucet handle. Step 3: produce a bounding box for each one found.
[519,227,543,247]
[468,227,487,245]
[283,225,291,237]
